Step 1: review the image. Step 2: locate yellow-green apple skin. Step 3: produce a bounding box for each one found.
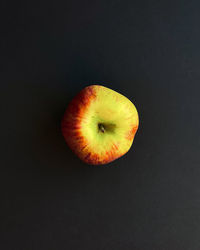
[61,85,139,165]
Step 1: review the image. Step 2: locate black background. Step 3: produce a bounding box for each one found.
[1,0,200,249]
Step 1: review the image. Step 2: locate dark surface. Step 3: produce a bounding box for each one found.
[1,0,200,249]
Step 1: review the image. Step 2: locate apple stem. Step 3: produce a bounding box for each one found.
[98,123,105,133]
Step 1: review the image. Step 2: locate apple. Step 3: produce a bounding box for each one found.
[61,85,139,165]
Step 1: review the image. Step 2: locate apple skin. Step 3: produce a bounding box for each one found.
[61,85,139,165]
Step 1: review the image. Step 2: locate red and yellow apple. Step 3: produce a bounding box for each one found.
[61,85,139,165]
